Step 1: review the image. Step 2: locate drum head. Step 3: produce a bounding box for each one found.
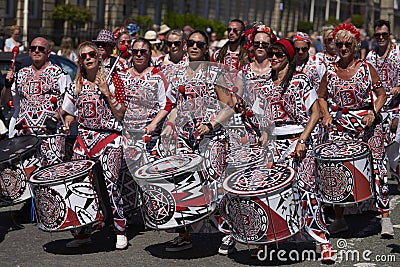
[314,140,370,161]
[134,154,202,179]
[223,164,295,196]
[0,135,41,164]
[30,160,95,184]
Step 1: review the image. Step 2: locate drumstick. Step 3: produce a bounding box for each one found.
[11,46,19,70]
[106,45,128,82]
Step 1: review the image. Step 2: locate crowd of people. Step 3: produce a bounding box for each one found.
[0,18,399,264]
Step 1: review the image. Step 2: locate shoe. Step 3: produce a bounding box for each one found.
[116,234,128,250]
[381,218,394,238]
[218,235,236,255]
[327,218,348,234]
[66,237,92,248]
[320,243,335,263]
[165,236,192,252]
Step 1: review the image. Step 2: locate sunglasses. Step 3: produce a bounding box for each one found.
[295,47,308,53]
[132,49,149,56]
[374,32,389,39]
[253,41,270,48]
[326,37,334,43]
[95,42,110,48]
[166,41,182,47]
[30,46,47,53]
[227,28,240,34]
[119,39,132,45]
[79,51,97,60]
[335,42,353,48]
[267,51,286,59]
[187,40,206,48]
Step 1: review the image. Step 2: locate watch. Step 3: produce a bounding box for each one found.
[298,139,306,144]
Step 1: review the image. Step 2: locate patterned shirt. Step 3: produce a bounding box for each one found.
[211,49,240,70]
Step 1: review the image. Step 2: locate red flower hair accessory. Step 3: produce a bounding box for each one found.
[244,24,277,51]
[332,24,360,42]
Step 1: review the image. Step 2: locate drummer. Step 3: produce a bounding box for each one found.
[254,39,334,262]
[318,24,393,238]
[63,42,128,249]
[5,36,72,165]
[162,30,236,252]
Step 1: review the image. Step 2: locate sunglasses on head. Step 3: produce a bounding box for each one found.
[227,28,240,34]
[132,49,149,56]
[187,40,206,48]
[374,32,389,39]
[253,41,270,48]
[295,47,308,53]
[30,46,47,53]
[267,51,286,59]
[335,42,353,48]
[79,51,97,60]
[166,41,182,47]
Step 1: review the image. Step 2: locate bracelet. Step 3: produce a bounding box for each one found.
[114,103,122,110]
[205,122,213,131]
[166,121,175,128]
[298,139,305,144]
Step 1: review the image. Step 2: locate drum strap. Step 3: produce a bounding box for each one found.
[76,132,120,158]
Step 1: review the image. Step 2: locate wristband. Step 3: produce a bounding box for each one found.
[166,121,175,128]
[298,139,305,144]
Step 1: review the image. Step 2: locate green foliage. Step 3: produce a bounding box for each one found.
[163,12,226,38]
[352,14,364,28]
[133,15,154,33]
[325,16,340,26]
[52,4,92,24]
[297,21,313,33]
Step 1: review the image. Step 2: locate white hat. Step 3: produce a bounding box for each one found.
[144,30,161,44]
[159,24,171,34]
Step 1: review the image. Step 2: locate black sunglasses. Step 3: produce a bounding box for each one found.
[80,51,97,60]
[132,49,149,56]
[295,47,308,53]
[267,51,286,59]
[30,45,47,53]
[166,41,182,47]
[253,41,270,48]
[95,42,110,48]
[374,32,389,39]
[187,40,206,49]
[335,42,353,48]
[227,28,240,34]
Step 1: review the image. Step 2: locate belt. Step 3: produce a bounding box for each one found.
[274,133,301,140]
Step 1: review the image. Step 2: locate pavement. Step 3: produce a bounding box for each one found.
[1,180,399,267]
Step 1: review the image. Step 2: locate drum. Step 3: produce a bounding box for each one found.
[120,159,142,215]
[222,164,304,245]
[29,160,101,231]
[133,154,216,230]
[0,135,42,206]
[314,140,374,204]
[226,145,265,171]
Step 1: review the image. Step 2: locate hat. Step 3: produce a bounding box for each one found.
[126,23,140,35]
[144,30,161,44]
[92,29,115,45]
[159,24,171,34]
[293,32,311,44]
[183,25,194,32]
[275,39,295,61]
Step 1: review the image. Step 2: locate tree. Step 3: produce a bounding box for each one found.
[52,4,92,36]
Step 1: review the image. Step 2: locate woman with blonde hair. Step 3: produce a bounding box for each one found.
[4,25,24,52]
[57,36,78,64]
[62,41,128,250]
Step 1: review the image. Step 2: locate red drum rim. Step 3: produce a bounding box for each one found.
[314,140,370,162]
[223,164,295,196]
[29,160,95,185]
[134,154,203,179]
[0,135,42,165]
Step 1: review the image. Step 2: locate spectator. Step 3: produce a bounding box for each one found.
[4,25,24,53]
[57,36,78,64]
